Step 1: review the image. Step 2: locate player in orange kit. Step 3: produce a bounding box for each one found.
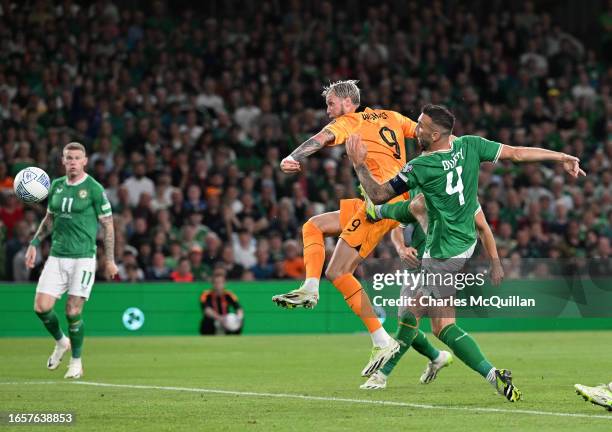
[272,80,417,376]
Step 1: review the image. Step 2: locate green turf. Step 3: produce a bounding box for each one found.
[1,332,611,431]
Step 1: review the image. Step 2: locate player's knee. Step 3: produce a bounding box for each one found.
[65,304,82,316]
[304,218,320,232]
[324,265,340,282]
[34,303,48,314]
[399,310,418,328]
[432,320,453,338]
[307,214,333,235]
[34,297,52,313]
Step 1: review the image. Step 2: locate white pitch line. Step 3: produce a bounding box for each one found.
[2,380,611,421]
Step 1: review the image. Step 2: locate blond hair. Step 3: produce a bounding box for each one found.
[63,142,87,155]
[321,80,360,105]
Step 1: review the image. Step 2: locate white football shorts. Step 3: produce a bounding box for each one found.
[36,256,97,300]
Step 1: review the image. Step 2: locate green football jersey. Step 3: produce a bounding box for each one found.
[390,135,502,258]
[47,174,112,258]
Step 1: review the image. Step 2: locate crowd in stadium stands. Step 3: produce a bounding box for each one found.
[0,0,610,282]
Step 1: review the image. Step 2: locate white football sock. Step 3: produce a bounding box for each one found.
[370,327,392,348]
[302,278,319,294]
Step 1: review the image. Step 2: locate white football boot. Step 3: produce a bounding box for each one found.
[64,357,83,379]
[420,350,453,384]
[361,339,400,377]
[360,371,388,390]
[575,383,612,411]
[47,336,71,370]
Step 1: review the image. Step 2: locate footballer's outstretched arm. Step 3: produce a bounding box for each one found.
[498,145,586,178]
[25,211,54,268]
[280,129,336,173]
[346,134,397,204]
[475,210,504,286]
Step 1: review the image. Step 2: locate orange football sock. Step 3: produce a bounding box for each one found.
[302,220,325,279]
[332,273,381,333]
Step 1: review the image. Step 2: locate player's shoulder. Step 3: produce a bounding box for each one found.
[225,290,239,302]
[84,174,105,191]
[329,111,360,125]
[406,153,430,166]
[51,176,66,187]
[453,135,485,146]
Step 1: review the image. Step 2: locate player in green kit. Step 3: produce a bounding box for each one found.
[361,189,503,390]
[26,142,118,379]
[347,104,585,401]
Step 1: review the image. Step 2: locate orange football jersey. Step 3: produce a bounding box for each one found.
[324,107,417,183]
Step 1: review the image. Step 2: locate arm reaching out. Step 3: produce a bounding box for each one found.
[475,210,504,286]
[499,145,586,178]
[25,212,54,268]
[346,134,397,204]
[280,129,336,173]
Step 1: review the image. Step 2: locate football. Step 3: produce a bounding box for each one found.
[223,313,242,332]
[13,167,51,203]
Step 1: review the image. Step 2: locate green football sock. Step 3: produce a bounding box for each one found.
[67,314,84,358]
[381,311,419,376]
[378,201,414,225]
[35,309,64,341]
[411,329,440,362]
[437,323,493,378]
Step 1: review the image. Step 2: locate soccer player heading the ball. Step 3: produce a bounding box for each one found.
[274,79,432,377]
[347,104,585,402]
[27,142,118,379]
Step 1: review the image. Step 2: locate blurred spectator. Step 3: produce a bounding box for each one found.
[146,252,171,280]
[170,257,194,282]
[123,161,155,207]
[0,192,24,239]
[250,246,275,280]
[117,248,145,281]
[0,163,14,193]
[282,240,305,280]
[232,229,257,269]
[188,244,209,280]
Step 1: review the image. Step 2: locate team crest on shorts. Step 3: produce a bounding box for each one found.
[79,189,88,199]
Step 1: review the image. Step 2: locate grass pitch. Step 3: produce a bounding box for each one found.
[1,332,611,431]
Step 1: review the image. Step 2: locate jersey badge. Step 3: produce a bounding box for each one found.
[79,189,88,199]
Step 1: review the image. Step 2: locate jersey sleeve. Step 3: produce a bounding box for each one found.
[391,112,417,138]
[226,291,242,310]
[470,135,503,163]
[92,182,112,219]
[200,291,212,307]
[389,161,419,195]
[324,115,360,146]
